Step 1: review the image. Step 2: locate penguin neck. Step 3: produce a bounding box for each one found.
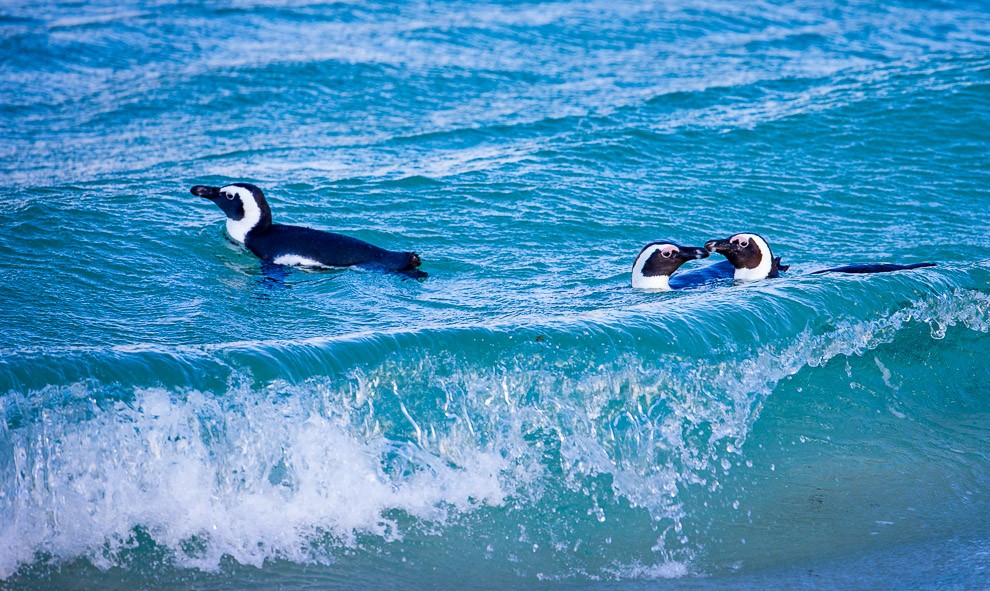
[226,200,271,244]
[631,274,671,291]
[733,260,770,281]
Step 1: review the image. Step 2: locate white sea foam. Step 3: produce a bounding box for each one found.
[0,385,509,578]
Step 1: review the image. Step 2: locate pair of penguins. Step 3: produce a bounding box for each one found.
[192,183,935,287]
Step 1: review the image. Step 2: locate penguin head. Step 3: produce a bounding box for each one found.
[631,242,709,290]
[705,233,782,281]
[192,183,272,243]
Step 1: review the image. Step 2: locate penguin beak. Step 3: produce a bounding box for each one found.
[705,238,733,254]
[191,185,220,200]
[677,246,710,260]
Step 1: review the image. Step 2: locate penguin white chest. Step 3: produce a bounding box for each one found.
[272,254,326,267]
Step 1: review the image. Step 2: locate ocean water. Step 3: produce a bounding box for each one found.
[2,0,990,589]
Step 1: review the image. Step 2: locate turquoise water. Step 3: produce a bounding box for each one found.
[2,1,990,588]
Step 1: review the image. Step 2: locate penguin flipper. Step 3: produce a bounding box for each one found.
[811,262,936,275]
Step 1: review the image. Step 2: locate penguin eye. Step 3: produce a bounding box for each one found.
[740,240,750,248]
[224,192,234,200]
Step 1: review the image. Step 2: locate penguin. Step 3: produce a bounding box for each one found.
[704,232,934,281]
[703,233,789,281]
[631,242,711,290]
[191,183,425,277]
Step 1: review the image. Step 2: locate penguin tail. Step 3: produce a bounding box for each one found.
[398,252,427,279]
[769,256,789,278]
[406,252,422,269]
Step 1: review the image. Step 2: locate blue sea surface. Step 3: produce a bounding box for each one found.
[1,1,989,589]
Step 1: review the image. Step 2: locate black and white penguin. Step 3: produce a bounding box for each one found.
[703,233,789,281]
[631,242,710,290]
[704,232,934,281]
[191,183,425,277]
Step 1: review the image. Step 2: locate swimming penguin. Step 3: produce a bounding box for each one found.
[704,232,934,281]
[631,242,710,290]
[191,183,425,277]
[703,233,789,281]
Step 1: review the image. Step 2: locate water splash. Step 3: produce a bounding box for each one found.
[2,288,987,579]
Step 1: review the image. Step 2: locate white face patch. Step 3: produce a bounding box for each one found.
[272,254,327,268]
[731,233,773,281]
[631,243,677,290]
[220,185,261,244]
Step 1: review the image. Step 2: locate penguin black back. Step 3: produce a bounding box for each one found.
[192,183,425,276]
[811,262,936,274]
